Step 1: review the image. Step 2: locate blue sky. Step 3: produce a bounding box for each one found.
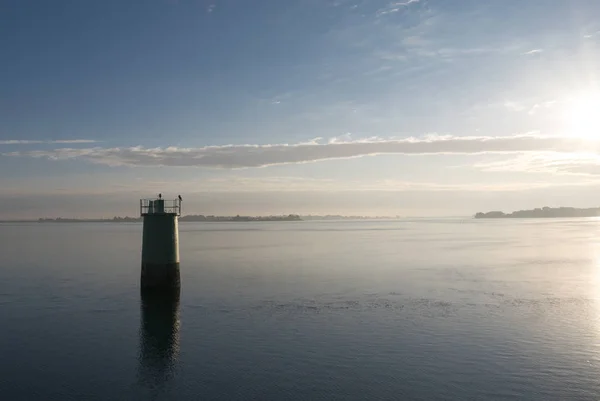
[2,0,600,218]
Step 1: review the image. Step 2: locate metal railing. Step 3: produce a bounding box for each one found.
[140,198,181,216]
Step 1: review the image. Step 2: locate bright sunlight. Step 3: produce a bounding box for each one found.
[563,93,600,139]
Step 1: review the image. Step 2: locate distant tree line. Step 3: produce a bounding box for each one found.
[35,214,302,223]
[474,206,600,219]
[28,214,402,223]
[179,214,302,222]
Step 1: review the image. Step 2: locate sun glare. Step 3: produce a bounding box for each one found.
[563,93,600,139]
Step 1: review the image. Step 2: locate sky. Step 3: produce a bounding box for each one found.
[2,0,600,218]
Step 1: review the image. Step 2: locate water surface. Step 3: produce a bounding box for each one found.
[2,218,600,400]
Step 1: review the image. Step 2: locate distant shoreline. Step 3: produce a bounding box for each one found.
[474,207,600,219]
[0,214,401,223]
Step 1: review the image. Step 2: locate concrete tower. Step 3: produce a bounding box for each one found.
[140,196,181,292]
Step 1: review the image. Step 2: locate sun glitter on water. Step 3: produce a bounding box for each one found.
[562,93,600,139]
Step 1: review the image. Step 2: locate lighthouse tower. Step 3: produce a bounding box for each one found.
[139,196,181,292]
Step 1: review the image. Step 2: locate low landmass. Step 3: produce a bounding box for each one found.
[181,214,302,222]
[300,215,399,220]
[34,214,302,223]
[1,214,401,223]
[475,206,600,219]
[37,217,142,223]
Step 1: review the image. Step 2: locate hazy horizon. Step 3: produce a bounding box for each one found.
[3,0,600,219]
[5,189,600,220]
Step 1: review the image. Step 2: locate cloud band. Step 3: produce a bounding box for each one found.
[2,134,598,169]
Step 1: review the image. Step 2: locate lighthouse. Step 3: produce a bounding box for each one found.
[139,196,181,292]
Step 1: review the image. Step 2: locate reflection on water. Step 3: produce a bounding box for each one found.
[137,289,181,392]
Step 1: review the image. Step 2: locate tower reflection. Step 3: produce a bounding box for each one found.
[137,288,181,390]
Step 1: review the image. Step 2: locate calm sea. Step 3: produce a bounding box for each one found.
[2,218,600,400]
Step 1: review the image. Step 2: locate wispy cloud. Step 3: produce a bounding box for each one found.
[0,139,98,145]
[207,4,215,13]
[366,1,542,66]
[474,153,600,177]
[4,134,600,169]
[377,0,421,16]
[528,100,557,115]
[503,101,526,112]
[502,99,558,115]
[521,49,543,55]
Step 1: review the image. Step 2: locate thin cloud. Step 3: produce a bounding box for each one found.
[402,35,429,47]
[474,153,600,177]
[377,0,420,16]
[4,134,600,169]
[521,49,543,55]
[502,99,558,115]
[503,101,526,112]
[528,100,557,115]
[0,139,98,145]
